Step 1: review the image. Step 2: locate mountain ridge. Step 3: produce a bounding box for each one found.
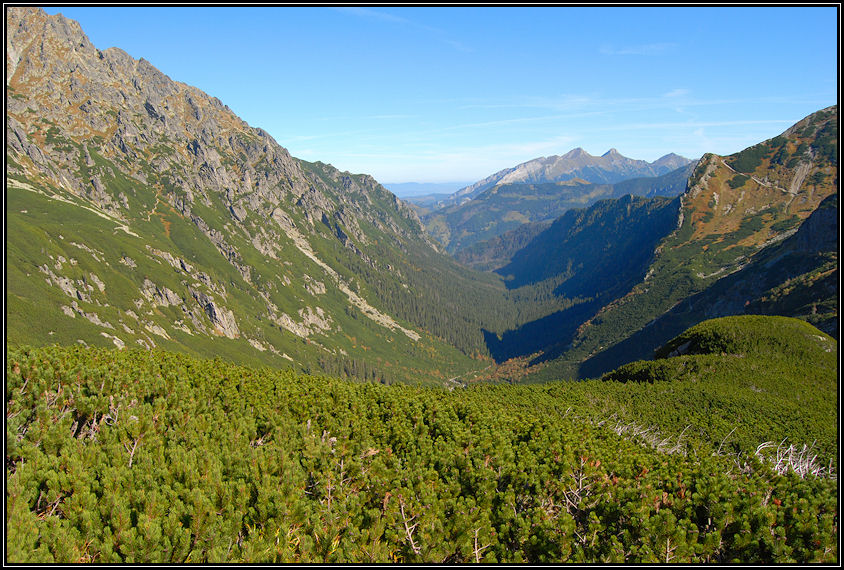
[526,106,838,379]
[440,147,695,209]
[5,6,515,384]
[423,162,695,254]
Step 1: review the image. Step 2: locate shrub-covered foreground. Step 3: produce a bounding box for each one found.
[5,317,838,563]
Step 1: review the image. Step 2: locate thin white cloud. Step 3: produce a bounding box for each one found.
[331,7,411,25]
[429,113,601,133]
[332,6,472,52]
[459,94,596,111]
[594,119,795,131]
[366,114,416,121]
[600,42,677,56]
[457,93,828,120]
[442,38,473,53]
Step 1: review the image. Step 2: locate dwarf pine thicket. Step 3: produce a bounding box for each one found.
[5,316,838,563]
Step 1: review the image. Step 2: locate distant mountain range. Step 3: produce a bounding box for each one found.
[436,148,694,209]
[383,181,472,198]
[418,160,696,254]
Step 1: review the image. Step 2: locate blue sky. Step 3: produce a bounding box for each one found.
[44,6,838,184]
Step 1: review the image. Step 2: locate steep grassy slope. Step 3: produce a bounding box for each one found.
[497,195,680,294]
[5,7,517,384]
[453,219,554,272]
[520,106,838,380]
[479,196,681,363]
[5,173,496,386]
[577,193,838,378]
[6,316,837,563]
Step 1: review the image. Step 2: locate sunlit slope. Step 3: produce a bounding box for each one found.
[600,315,837,460]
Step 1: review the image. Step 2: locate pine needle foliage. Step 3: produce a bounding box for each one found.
[6,317,837,563]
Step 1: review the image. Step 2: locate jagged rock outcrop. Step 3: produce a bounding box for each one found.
[190,289,239,339]
[141,279,182,308]
[7,7,303,208]
[274,306,334,339]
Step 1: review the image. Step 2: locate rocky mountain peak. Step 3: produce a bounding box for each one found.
[455,146,693,202]
[6,7,93,84]
[7,7,308,206]
[653,152,696,171]
[6,5,431,242]
[563,147,590,159]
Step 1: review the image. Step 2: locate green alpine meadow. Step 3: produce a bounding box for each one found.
[5,7,838,564]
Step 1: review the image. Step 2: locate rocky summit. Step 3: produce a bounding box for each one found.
[442,147,695,207]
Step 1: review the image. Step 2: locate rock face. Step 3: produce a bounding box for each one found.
[8,7,302,219]
[191,290,239,339]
